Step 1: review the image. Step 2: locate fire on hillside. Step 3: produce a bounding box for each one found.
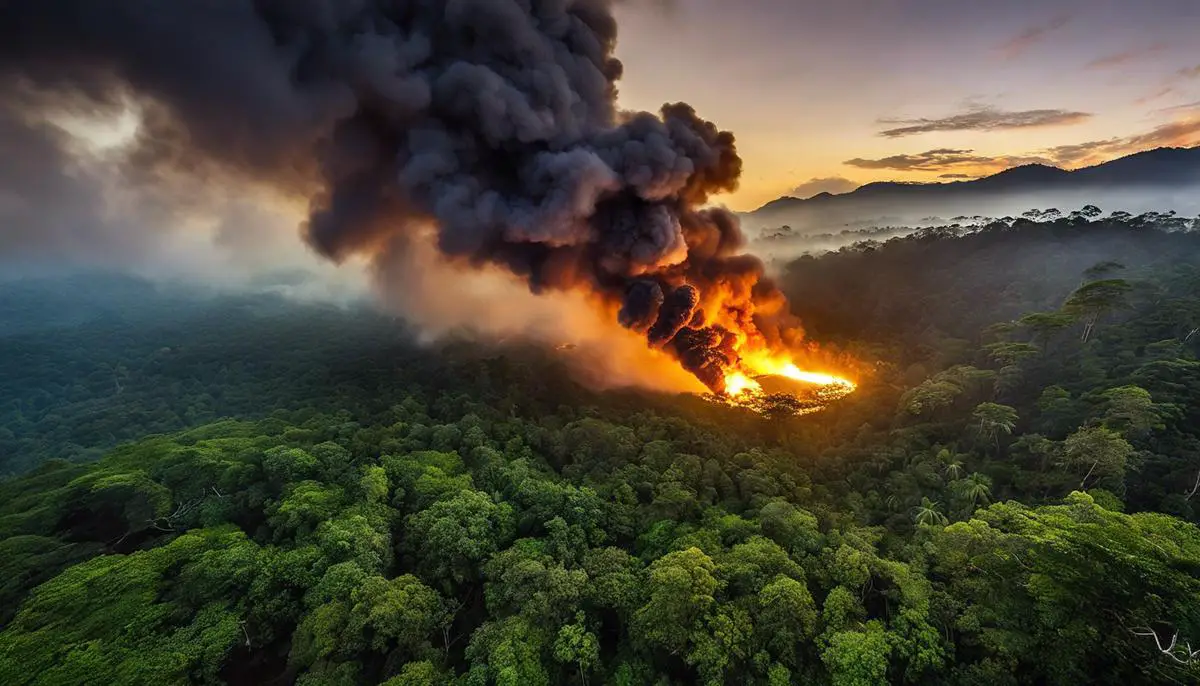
[712,357,857,415]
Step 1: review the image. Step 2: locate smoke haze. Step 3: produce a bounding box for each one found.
[371,228,706,393]
[0,87,359,300]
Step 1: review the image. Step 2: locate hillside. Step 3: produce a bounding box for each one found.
[744,146,1200,234]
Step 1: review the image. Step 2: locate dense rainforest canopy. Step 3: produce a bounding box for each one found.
[2,212,1200,685]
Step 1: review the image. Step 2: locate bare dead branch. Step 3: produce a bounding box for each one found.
[1132,627,1200,666]
[1080,459,1099,490]
[1186,469,1200,501]
[147,494,209,534]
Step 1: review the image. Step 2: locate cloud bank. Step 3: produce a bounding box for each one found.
[845,149,1047,174]
[790,177,859,199]
[878,106,1091,138]
[848,111,1200,175]
[1085,43,1167,70]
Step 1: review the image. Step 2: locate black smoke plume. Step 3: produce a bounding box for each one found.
[0,0,798,392]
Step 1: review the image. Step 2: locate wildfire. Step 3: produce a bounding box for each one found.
[725,352,857,396]
[710,350,858,415]
[724,371,760,396]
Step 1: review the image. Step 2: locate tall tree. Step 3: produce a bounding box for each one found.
[1061,427,1134,490]
[1100,386,1166,438]
[1062,279,1133,343]
[972,403,1019,450]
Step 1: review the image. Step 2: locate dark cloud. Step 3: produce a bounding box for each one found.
[0,0,798,393]
[1180,65,1200,79]
[615,0,678,12]
[1039,139,1120,166]
[790,176,859,198]
[1085,43,1167,70]
[847,115,1200,176]
[844,148,1048,173]
[845,149,977,171]
[1042,117,1200,166]
[878,106,1091,138]
[1118,117,1200,151]
[938,173,976,179]
[996,14,1071,59]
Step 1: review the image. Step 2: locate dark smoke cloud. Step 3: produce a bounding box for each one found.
[0,0,793,392]
[671,325,738,392]
[648,284,700,347]
[618,280,665,333]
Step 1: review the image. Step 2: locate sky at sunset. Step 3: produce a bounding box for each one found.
[613,0,1200,211]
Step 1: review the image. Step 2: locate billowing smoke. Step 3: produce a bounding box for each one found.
[0,0,800,393]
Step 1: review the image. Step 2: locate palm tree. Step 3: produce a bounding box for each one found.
[943,459,965,481]
[911,497,948,527]
[959,473,992,509]
[937,448,964,480]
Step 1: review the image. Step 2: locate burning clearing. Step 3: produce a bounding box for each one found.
[710,360,857,415]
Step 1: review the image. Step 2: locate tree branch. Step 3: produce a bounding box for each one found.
[1080,459,1099,490]
[1185,469,1200,501]
[1132,626,1200,665]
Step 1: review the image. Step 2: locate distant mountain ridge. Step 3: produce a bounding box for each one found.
[745,146,1200,232]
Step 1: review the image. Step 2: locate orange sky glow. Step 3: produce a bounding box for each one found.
[613,0,1200,211]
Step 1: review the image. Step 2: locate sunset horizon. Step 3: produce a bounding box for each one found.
[614,0,1200,211]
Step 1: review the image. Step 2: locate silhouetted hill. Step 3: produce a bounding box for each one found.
[745,146,1200,234]
[974,163,1071,189]
[1071,146,1200,185]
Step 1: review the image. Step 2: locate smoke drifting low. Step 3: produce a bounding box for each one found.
[0,0,801,392]
[372,228,708,393]
[0,86,357,298]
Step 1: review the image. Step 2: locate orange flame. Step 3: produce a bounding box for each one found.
[723,350,857,397]
[724,371,760,396]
